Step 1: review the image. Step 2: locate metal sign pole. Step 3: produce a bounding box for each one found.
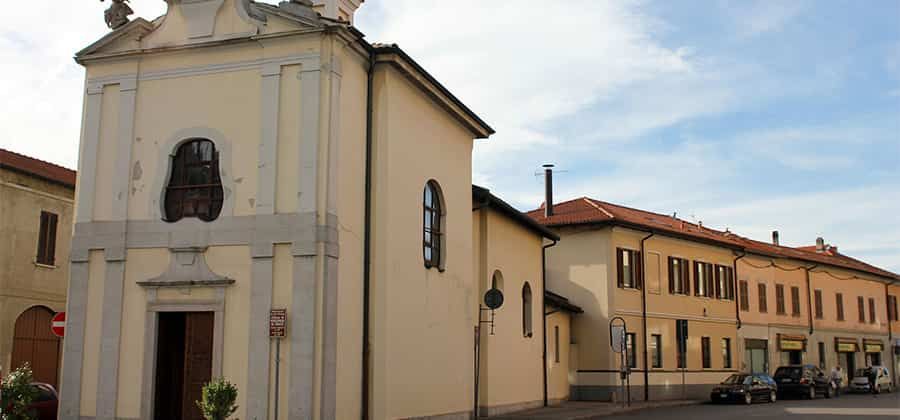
[274,337,281,420]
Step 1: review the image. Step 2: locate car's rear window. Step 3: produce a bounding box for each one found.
[774,367,802,379]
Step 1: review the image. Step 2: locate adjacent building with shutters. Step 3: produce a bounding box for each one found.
[0,148,75,388]
[730,234,898,387]
[527,197,743,401]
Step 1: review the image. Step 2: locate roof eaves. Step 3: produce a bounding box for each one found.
[544,290,583,314]
[373,44,494,139]
[473,186,559,241]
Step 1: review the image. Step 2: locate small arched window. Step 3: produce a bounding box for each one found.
[522,282,533,337]
[164,139,224,222]
[423,180,444,269]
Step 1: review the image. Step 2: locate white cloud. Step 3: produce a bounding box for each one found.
[727,0,809,38]
[0,1,167,168]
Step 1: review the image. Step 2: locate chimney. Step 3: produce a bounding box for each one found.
[772,230,780,246]
[311,0,364,23]
[543,164,554,218]
[815,237,825,252]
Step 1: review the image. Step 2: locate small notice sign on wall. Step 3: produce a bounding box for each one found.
[270,309,287,338]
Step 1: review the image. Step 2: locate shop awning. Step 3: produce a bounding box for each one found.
[834,337,859,353]
[778,334,807,351]
[863,339,884,354]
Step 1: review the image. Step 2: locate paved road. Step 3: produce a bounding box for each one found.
[599,392,900,419]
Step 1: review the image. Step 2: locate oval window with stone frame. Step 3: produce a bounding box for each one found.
[164,139,224,222]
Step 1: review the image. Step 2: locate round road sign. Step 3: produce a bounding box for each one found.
[484,288,504,310]
[51,312,66,338]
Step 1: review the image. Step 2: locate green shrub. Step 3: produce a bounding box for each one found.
[196,378,239,420]
[1,364,38,420]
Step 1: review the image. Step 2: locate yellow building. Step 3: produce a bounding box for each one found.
[471,186,580,416]
[730,234,898,388]
[527,194,745,401]
[0,149,75,388]
[59,1,583,419]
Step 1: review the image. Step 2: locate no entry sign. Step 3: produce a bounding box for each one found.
[51,312,66,338]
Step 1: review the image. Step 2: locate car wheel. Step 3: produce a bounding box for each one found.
[769,391,777,403]
[744,392,753,405]
[808,385,816,400]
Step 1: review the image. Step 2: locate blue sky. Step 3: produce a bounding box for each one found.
[1,1,897,271]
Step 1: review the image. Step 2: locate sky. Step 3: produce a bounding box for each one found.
[1,1,898,272]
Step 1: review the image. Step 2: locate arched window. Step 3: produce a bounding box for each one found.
[491,270,504,291]
[423,180,444,269]
[164,139,224,222]
[522,282,533,337]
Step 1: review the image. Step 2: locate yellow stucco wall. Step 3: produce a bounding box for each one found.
[369,63,476,419]
[472,207,545,413]
[0,168,72,373]
[547,311,572,401]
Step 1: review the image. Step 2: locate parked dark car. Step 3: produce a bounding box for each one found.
[28,383,59,420]
[711,373,778,404]
[773,365,832,399]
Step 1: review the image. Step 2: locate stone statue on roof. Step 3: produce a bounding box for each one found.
[101,0,134,30]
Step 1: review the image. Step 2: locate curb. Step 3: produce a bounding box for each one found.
[581,400,704,420]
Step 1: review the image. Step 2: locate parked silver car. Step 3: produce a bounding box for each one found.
[849,366,893,393]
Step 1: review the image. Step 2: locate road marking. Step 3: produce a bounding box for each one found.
[785,407,900,416]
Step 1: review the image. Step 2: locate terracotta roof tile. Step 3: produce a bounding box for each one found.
[526,197,744,249]
[0,148,76,188]
[527,196,899,281]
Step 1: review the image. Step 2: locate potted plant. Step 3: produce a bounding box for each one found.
[1,364,38,420]
[196,378,239,420]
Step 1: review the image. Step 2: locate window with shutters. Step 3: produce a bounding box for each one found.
[836,293,844,321]
[668,257,690,295]
[868,298,876,324]
[616,248,642,290]
[790,286,801,317]
[164,139,224,222]
[889,295,899,321]
[522,282,533,337]
[694,261,714,298]
[423,180,445,269]
[814,290,823,319]
[36,211,58,266]
[722,338,732,369]
[858,296,865,323]
[650,334,662,368]
[739,281,749,311]
[715,265,734,300]
[775,284,786,315]
[554,326,560,363]
[626,333,637,368]
[701,337,711,369]
[818,342,826,370]
[758,283,768,313]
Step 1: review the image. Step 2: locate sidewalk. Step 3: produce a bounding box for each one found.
[487,400,703,420]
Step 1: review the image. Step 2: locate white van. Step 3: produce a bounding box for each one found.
[849,366,893,393]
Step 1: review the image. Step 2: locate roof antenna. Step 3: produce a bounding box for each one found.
[672,211,677,219]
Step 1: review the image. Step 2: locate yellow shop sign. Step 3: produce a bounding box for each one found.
[865,343,883,353]
[780,340,804,351]
[837,342,858,353]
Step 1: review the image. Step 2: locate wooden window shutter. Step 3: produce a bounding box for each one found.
[668,257,675,293]
[836,293,844,321]
[47,213,58,265]
[814,290,823,319]
[616,248,624,288]
[868,298,876,324]
[634,251,643,290]
[693,262,700,296]
[858,296,865,322]
[36,212,48,264]
[682,260,690,295]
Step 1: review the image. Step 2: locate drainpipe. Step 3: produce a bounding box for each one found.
[360,41,375,420]
[639,231,654,401]
[542,238,558,407]
[886,282,896,388]
[732,251,746,329]
[805,264,818,335]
